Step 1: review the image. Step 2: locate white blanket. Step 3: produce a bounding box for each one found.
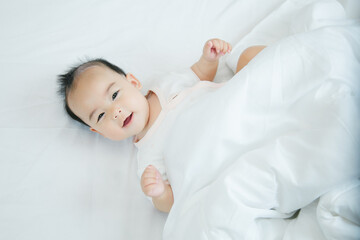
[162,2,360,239]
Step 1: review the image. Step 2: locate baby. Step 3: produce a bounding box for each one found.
[58,39,265,213]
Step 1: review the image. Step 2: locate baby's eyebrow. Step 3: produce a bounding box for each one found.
[88,82,116,122]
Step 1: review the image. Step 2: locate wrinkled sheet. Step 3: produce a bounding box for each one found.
[0,0,359,239]
[162,2,360,239]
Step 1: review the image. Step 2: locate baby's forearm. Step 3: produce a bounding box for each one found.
[152,183,174,213]
[191,56,218,81]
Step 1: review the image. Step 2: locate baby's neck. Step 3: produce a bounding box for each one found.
[134,91,162,143]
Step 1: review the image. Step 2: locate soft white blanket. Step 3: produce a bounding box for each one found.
[162,1,360,239]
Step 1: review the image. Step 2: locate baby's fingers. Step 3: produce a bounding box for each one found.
[143,166,158,177]
[219,40,232,54]
[212,40,221,53]
[211,39,232,54]
[143,177,158,189]
[227,42,232,53]
[141,165,158,181]
[144,165,160,175]
[142,171,159,182]
[205,40,213,50]
[142,182,158,196]
[141,175,160,195]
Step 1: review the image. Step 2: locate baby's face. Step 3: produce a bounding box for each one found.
[67,65,149,141]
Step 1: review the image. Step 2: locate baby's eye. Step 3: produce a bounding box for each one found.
[112,90,119,100]
[97,112,104,122]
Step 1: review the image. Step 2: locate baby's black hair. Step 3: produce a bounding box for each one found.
[57,58,126,127]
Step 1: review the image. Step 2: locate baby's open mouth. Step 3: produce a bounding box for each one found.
[122,113,133,127]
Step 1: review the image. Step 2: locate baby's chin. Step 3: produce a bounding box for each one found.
[106,127,143,142]
[105,134,132,141]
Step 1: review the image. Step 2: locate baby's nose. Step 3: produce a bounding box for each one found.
[114,109,122,119]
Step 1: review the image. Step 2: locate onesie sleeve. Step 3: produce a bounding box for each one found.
[136,143,168,181]
[153,67,200,102]
[136,144,167,204]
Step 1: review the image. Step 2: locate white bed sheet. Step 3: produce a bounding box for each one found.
[0,0,358,240]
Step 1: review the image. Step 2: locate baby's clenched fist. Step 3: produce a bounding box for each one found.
[141,165,166,198]
[202,38,232,62]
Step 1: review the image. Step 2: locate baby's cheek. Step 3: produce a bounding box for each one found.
[101,124,118,140]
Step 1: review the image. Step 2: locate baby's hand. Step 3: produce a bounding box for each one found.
[202,38,232,62]
[141,165,166,198]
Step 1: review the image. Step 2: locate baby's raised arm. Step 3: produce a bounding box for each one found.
[141,165,173,213]
[235,45,266,73]
[191,39,232,81]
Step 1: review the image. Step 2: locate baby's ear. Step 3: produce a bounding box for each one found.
[126,73,142,89]
[90,128,102,136]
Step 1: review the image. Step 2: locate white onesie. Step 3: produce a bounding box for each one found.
[133,68,224,181]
